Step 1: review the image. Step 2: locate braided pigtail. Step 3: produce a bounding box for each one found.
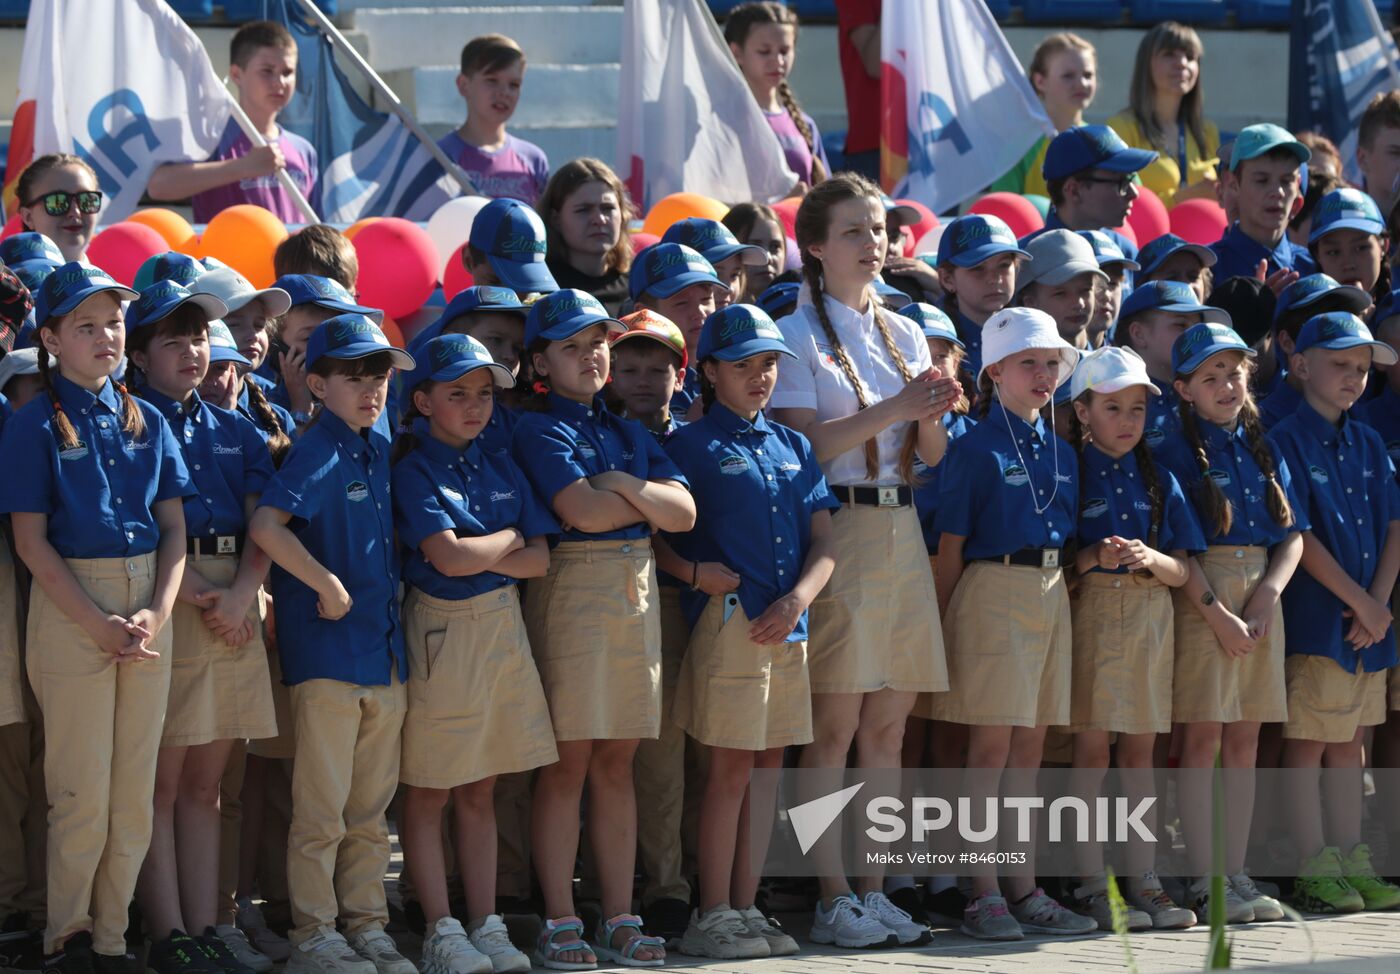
[976,371,995,419]
[518,338,554,412]
[243,378,292,467]
[777,81,826,183]
[35,342,80,451]
[113,381,146,443]
[1132,435,1165,541]
[873,302,922,485]
[1239,397,1293,528]
[804,257,879,480]
[1178,395,1232,537]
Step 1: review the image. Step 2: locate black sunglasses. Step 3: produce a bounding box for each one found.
[25,190,103,217]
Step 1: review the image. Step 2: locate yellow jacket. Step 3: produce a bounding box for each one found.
[1108,111,1220,206]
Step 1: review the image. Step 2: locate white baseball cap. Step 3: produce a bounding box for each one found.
[190,264,292,318]
[978,306,1082,389]
[1069,345,1162,400]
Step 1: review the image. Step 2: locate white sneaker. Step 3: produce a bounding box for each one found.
[286,928,376,974]
[1126,871,1197,930]
[467,916,530,974]
[350,929,418,974]
[1189,878,1254,925]
[860,891,931,946]
[1229,873,1284,922]
[235,900,291,963]
[678,905,769,960]
[736,906,798,957]
[1069,879,1152,932]
[419,918,493,974]
[215,924,274,973]
[808,895,897,949]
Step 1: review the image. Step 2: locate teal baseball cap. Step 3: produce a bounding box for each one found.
[1229,123,1310,171]
[1172,322,1257,375]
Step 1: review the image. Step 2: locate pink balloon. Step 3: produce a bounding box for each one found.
[771,198,800,241]
[630,231,660,256]
[352,217,439,320]
[1126,185,1170,250]
[895,198,938,249]
[443,244,475,300]
[1169,198,1229,246]
[86,222,169,286]
[0,213,24,241]
[1111,221,1138,248]
[966,192,1044,240]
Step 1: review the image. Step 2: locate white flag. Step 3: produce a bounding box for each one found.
[881,0,1053,212]
[618,0,798,210]
[4,0,233,223]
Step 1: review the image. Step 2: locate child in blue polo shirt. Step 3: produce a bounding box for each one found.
[247,316,418,974]
[630,243,729,418]
[662,305,837,960]
[1258,274,1371,430]
[392,335,555,974]
[661,218,768,310]
[1156,322,1305,925]
[1307,188,1391,307]
[934,214,1030,382]
[1209,124,1316,287]
[1267,313,1400,914]
[1079,231,1139,348]
[0,264,193,974]
[509,289,695,970]
[462,198,559,297]
[123,281,280,974]
[1136,233,1216,302]
[607,310,688,440]
[1016,230,1108,351]
[267,275,383,423]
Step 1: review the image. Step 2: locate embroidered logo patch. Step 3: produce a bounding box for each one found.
[212,443,242,456]
[1002,463,1029,487]
[1206,468,1231,487]
[1134,500,1152,512]
[58,440,89,462]
[719,454,749,475]
[346,480,369,502]
[1082,498,1108,519]
[576,442,597,460]
[1308,465,1329,485]
[489,489,517,502]
[441,485,464,502]
[778,461,803,472]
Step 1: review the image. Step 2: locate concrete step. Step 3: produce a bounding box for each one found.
[354,6,622,72]
[379,62,618,128]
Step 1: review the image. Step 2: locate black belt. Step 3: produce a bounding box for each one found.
[975,547,1063,569]
[187,534,244,557]
[832,485,912,508]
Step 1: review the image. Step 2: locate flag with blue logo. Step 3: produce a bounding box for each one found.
[1288,0,1400,186]
[880,0,1052,213]
[260,0,460,222]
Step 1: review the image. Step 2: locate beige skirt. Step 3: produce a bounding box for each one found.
[1171,546,1285,724]
[162,554,277,748]
[401,585,557,788]
[1069,572,1174,734]
[673,594,813,750]
[807,503,946,694]
[0,535,24,727]
[1283,654,1387,744]
[923,560,1071,728]
[524,538,661,742]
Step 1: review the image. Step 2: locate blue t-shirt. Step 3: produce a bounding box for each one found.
[0,374,192,558]
[1075,442,1206,572]
[1208,222,1317,285]
[913,412,975,553]
[663,404,839,640]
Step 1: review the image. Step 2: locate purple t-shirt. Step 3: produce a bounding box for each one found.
[765,109,829,186]
[437,131,550,203]
[191,118,318,224]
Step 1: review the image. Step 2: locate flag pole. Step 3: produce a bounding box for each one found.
[223,87,321,224]
[289,0,475,197]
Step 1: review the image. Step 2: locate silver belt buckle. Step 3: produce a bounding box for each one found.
[1040,548,1059,569]
[877,487,900,507]
[217,535,237,555]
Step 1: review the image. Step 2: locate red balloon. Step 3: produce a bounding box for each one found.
[895,198,938,253]
[86,222,169,286]
[443,244,475,300]
[771,197,800,241]
[1111,221,1138,248]
[351,217,439,321]
[966,192,1044,240]
[1169,198,1229,246]
[630,231,660,256]
[0,213,24,241]
[1125,185,1170,250]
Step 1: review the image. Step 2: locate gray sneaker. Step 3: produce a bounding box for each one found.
[860,891,932,946]
[1009,888,1097,936]
[1229,873,1284,921]
[736,906,798,957]
[286,929,375,974]
[349,930,417,974]
[466,916,530,974]
[1126,871,1197,930]
[1070,880,1152,932]
[677,906,769,960]
[213,925,273,973]
[1189,878,1254,925]
[959,893,1022,941]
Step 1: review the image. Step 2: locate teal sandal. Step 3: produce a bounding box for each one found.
[534,916,597,971]
[594,914,665,968]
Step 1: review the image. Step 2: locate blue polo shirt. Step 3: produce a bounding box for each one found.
[1258,378,1304,432]
[140,388,274,538]
[1208,223,1316,285]
[663,404,838,639]
[1076,443,1205,572]
[934,405,1078,560]
[670,369,702,417]
[393,431,558,604]
[1157,419,1308,547]
[949,310,985,383]
[237,384,297,442]
[259,410,404,686]
[1270,401,1400,672]
[1356,385,1400,484]
[913,412,976,553]
[0,374,192,558]
[511,393,688,543]
[476,400,518,454]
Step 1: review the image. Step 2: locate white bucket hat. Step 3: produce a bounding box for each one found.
[977,306,1082,389]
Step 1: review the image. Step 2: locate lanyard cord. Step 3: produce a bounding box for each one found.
[998,396,1061,516]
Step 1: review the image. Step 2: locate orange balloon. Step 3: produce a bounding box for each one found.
[380,315,404,349]
[344,217,382,241]
[641,192,730,237]
[126,208,197,253]
[198,204,288,288]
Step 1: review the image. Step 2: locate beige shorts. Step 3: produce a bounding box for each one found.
[162,554,277,748]
[1283,654,1387,743]
[1070,572,1174,734]
[524,538,661,742]
[401,585,557,788]
[0,536,23,727]
[924,560,1071,728]
[673,594,812,751]
[1172,546,1285,724]
[807,503,946,694]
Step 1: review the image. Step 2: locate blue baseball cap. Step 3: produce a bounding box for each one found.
[467,197,558,295]
[1078,230,1141,271]
[756,281,800,319]
[207,320,252,369]
[410,285,528,356]
[899,302,963,348]
[1136,233,1216,277]
[1119,280,1232,326]
[274,274,383,322]
[1229,123,1311,172]
[629,242,725,302]
[133,251,204,292]
[126,280,228,332]
[11,258,59,294]
[873,278,911,304]
[661,218,766,268]
[1308,187,1386,244]
[1171,322,1257,375]
[0,232,63,267]
[35,263,138,330]
[305,313,415,373]
[524,288,626,346]
[1295,312,1398,365]
[696,304,793,362]
[404,334,516,392]
[936,214,1030,269]
[1273,273,1370,324]
[1043,125,1158,181]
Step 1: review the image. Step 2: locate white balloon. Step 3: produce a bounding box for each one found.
[427,196,491,278]
[914,225,946,257]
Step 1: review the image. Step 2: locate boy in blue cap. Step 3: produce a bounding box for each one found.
[661,218,767,310]
[1209,123,1316,288]
[1307,187,1390,305]
[630,242,730,417]
[462,198,558,297]
[1137,233,1217,302]
[1079,230,1140,347]
[1258,274,1371,430]
[267,275,382,421]
[934,214,1030,380]
[1028,125,1155,260]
